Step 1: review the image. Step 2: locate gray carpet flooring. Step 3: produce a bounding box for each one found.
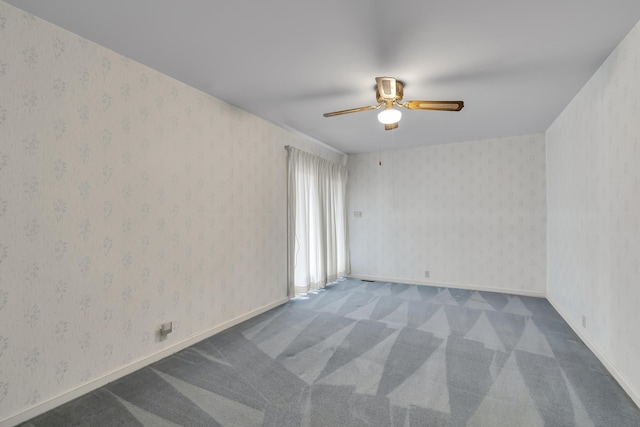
[20,278,640,426]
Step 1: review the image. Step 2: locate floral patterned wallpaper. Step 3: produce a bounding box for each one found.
[347,134,547,295]
[0,2,343,422]
[546,19,640,404]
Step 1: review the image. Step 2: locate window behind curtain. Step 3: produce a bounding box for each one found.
[287,147,349,296]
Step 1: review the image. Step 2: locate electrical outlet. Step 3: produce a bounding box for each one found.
[160,321,173,337]
[425,270,430,279]
[582,315,586,328]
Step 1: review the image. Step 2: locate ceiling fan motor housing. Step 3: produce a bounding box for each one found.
[375,77,404,103]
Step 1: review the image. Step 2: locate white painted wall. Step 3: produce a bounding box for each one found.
[347,134,547,295]
[546,19,640,405]
[0,3,343,423]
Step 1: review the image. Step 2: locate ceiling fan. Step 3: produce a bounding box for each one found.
[323,77,464,130]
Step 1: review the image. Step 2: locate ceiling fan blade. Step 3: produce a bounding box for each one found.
[401,100,464,111]
[323,103,382,117]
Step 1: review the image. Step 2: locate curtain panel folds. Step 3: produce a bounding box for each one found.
[287,147,350,296]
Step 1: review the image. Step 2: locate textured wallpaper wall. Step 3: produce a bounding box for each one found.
[546,19,640,403]
[347,134,547,295]
[0,2,343,422]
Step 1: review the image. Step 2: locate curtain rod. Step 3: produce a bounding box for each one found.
[284,145,348,167]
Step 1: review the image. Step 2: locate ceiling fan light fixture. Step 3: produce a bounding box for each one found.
[377,105,402,124]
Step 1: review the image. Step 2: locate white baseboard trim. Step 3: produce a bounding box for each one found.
[547,296,640,409]
[348,274,546,298]
[1,297,289,427]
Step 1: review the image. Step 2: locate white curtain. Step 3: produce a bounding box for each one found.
[287,147,350,296]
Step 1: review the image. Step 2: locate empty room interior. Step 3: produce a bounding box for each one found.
[2,1,640,426]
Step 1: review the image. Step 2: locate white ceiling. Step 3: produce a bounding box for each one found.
[7,1,640,154]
